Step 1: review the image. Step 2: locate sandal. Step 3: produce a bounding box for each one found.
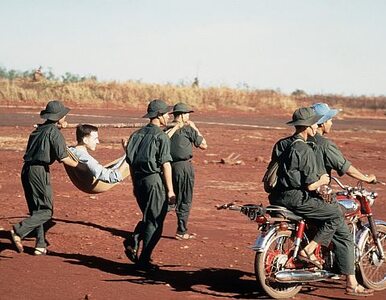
[175,233,196,240]
[34,247,47,256]
[10,229,24,253]
[298,250,323,269]
[125,246,138,263]
[123,236,138,263]
[345,284,374,296]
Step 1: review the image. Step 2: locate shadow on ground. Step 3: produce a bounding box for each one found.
[49,249,262,299]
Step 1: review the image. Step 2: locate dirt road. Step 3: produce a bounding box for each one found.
[1,106,385,300]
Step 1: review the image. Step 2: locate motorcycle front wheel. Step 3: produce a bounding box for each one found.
[254,230,302,299]
[357,223,386,290]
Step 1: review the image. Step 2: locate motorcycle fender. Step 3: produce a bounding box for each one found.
[252,226,279,252]
[356,219,386,250]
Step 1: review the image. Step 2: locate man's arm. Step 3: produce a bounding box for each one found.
[187,120,208,150]
[116,160,130,178]
[161,161,176,204]
[61,156,89,173]
[61,156,79,168]
[308,173,330,191]
[166,122,184,138]
[346,165,376,183]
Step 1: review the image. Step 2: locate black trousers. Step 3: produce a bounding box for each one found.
[172,161,195,234]
[14,164,53,248]
[270,189,354,274]
[132,173,168,264]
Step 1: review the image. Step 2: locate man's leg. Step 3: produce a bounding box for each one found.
[175,163,194,235]
[124,181,146,263]
[137,176,167,265]
[14,166,52,248]
[286,194,343,246]
[332,217,355,275]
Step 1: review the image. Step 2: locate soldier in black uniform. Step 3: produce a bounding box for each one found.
[124,99,175,271]
[311,103,376,183]
[166,103,207,240]
[268,107,334,267]
[10,100,80,255]
[310,102,375,296]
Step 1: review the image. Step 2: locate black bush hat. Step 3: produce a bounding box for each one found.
[40,100,70,121]
[142,99,171,118]
[286,107,322,126]
[170,102,194,114]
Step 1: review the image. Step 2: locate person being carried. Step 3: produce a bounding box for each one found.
[68,124,128,183]
[166,102,207,240]
[10,100,81,256]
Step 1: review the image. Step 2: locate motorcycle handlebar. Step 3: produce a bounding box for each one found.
[331,176,384,188]
[215,202,241,211]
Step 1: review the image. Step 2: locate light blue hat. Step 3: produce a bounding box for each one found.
[311,103,340,125]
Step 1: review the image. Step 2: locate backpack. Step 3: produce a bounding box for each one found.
[262,139,304,193]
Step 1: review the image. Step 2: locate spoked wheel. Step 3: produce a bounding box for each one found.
[254,230,302,299]
[357,224,386,290]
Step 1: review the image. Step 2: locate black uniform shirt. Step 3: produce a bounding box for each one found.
[311,132,351,176]
[126,123,172,177]
[169,126,203,162]
[273,134,320,191]
[23,123,68,165]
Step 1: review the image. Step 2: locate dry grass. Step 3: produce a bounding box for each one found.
[0,78,385,114]
[0,78,297,112]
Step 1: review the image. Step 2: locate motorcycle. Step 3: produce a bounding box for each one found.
[217,177,386,299]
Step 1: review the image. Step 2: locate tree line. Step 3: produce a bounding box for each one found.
[0,66,97,83]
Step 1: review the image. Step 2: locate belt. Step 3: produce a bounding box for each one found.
[24,161,49,171]
[133,172,160,180]
[171,159,192,164]
[24,161,49,166]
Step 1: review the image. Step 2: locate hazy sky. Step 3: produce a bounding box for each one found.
[1,0,385,96]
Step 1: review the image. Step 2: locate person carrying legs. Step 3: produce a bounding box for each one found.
[10,100,80,255]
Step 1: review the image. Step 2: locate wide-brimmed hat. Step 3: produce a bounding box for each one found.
[312,103,340,125]
[170,102,194,114]
[142,99,171,118]
[286,107,322,127]
[40,100,70,121]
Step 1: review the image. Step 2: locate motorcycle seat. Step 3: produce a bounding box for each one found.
[266,205,304,221]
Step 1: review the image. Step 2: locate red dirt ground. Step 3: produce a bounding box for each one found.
[0,105,385,300]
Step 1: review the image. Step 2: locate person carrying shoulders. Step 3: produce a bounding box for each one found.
[166,102,207,240]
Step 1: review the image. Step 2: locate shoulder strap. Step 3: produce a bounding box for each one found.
[279,138,305,159]
[290,138,305,147]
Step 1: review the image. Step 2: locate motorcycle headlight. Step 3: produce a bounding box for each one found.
[366,192,377,207]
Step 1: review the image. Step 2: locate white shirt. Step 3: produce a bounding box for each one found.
[68,146,122,183]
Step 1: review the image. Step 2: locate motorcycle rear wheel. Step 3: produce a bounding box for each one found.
[357,223,386,291]
[254,230,302,299]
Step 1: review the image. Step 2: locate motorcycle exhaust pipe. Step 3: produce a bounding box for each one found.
[274,270,336,283]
